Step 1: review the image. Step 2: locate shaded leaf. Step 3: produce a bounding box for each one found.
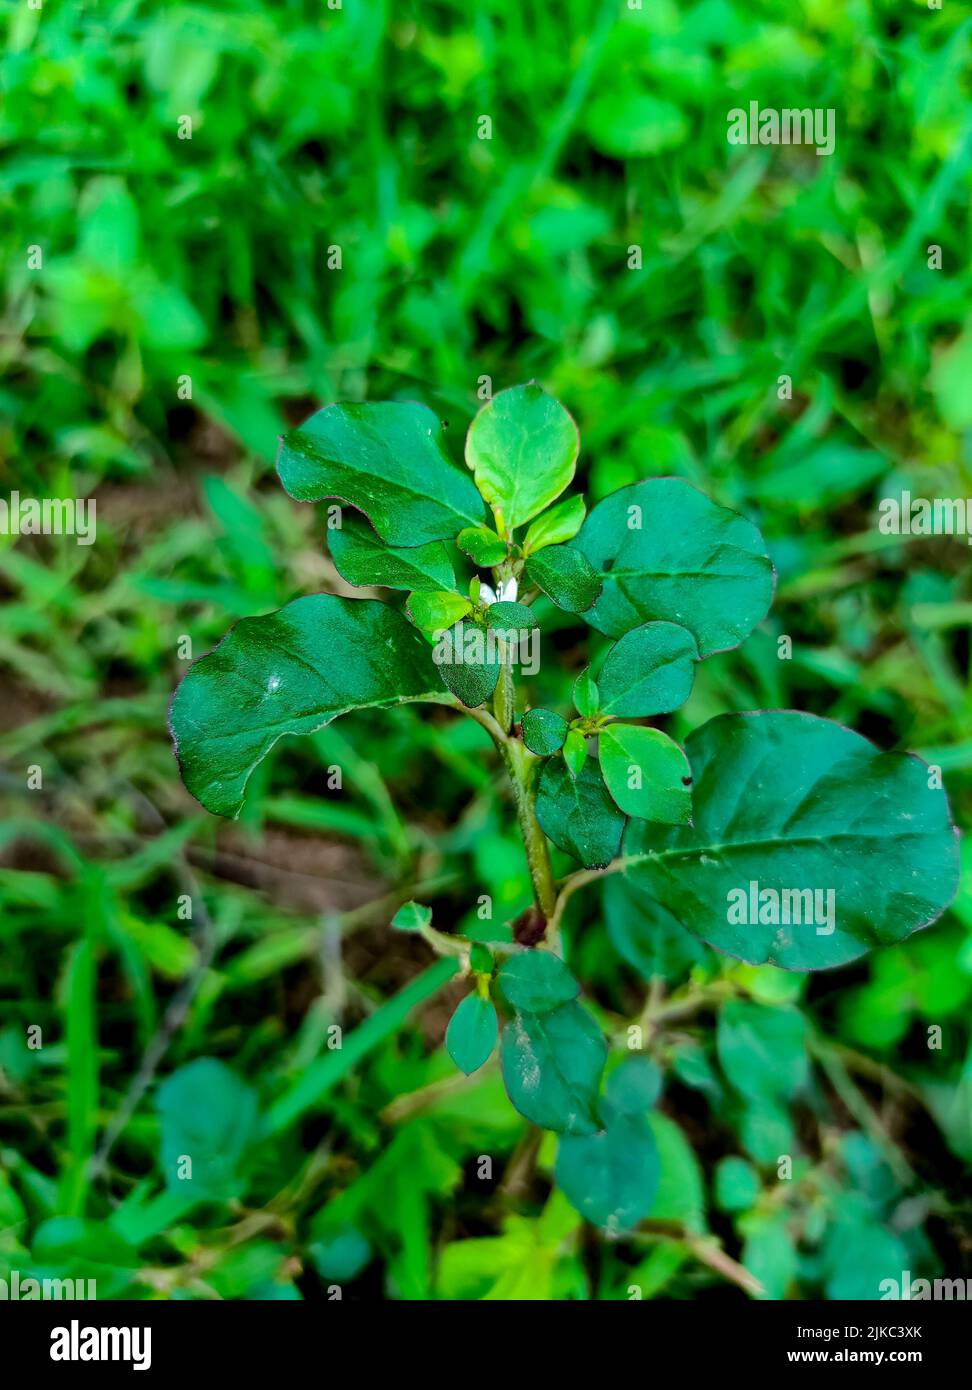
[717,1001,808,1104]
[605,1055,663,1114]
[521,707,568,756]
[715,1156,761,1213]
[446,994,498,1075]
[500,1000,606,1134]
[556,1112,659,1231]
[156,1058,259,1200]
[597,621,699,717]
[433,617,501,708]
[536,758,624,869]
[572,478,773,654]
[498,950,579,1013]
[604,873,709,981]
[524,545,601,613]
[277,400,487,546]
[170,595,441,818]
[329,514,455,592]
[624,711,960,969]
[485,599,540,635]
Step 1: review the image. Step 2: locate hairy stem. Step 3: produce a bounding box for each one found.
[436,679,557,923]
[500,736,557,920]
[493,637,515,735]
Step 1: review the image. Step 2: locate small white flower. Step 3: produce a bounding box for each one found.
[497,577,518,602]
[478,582,497,606]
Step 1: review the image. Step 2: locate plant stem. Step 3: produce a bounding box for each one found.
[493,639,515,735]
[500,736,557,919]
[438,674,557,923]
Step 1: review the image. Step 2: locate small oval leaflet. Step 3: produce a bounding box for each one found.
[446,994,498,1075]
[536,758,624,869]
[521,707,568,756]
[498,950,579,1013]
[500,1000,607,1135]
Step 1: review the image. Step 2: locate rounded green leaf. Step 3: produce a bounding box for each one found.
[485,599,540,634]
[431,618,501,708]
[498,950,579,1013]
[329,514,455,593]
[524,545,601,614]
[277,400,488,547]
[623,711,960,969]
[717,1000,808,1103]
[604,1055,663,1114]
[446,994,498,1075]
[169,595,442,818]
[523,495,586,554]
[465,383,579,532]
[500,1000,607,1134]
[392,901,432,933]
[156,1058,259,1200]
[586,90,688,158]
[536,758,624,869]
[521,707,568,756]
[599,724,692,824]
[714,1156,761,1213]
[406,590,472,632]
[556,1114,660,1232]
[308,1228,372,1282]
[572,668,600,717]
[644,1112,706,1232]
[597,621,699,717]
[572,478,774,654]
[457,525,508,567]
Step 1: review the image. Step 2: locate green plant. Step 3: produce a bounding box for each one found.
[169,383,959,1233]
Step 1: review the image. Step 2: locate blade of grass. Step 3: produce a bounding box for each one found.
[265,957,458,1135]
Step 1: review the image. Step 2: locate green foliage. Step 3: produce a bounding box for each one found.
[571,669,600,719]
[598,723,692,823]
[156,1059,259,1201]
[445,994,498,1075]
[625,712,959,968]
[278,401,486,546]
[5,0,972,1302]
[329,515,456,593]
[169,378,956,1247]
[536,759,624,869]
[597,622,699,717]
[391,901,433,933]
[523,545,601,614]
[465,384,578,533]
[715,1157,761,1213]
[572,479,774,653]
[498,951,579,1014]
[716,1002,809,1106]
[555,1110,660,1233]
[522,497,586,554]
[169,595,440,817]
[521,707,568,757]
[457,526,508,567]
[500,1002,606,1136]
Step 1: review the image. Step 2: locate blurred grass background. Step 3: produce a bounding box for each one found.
[1,0,971,1299]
